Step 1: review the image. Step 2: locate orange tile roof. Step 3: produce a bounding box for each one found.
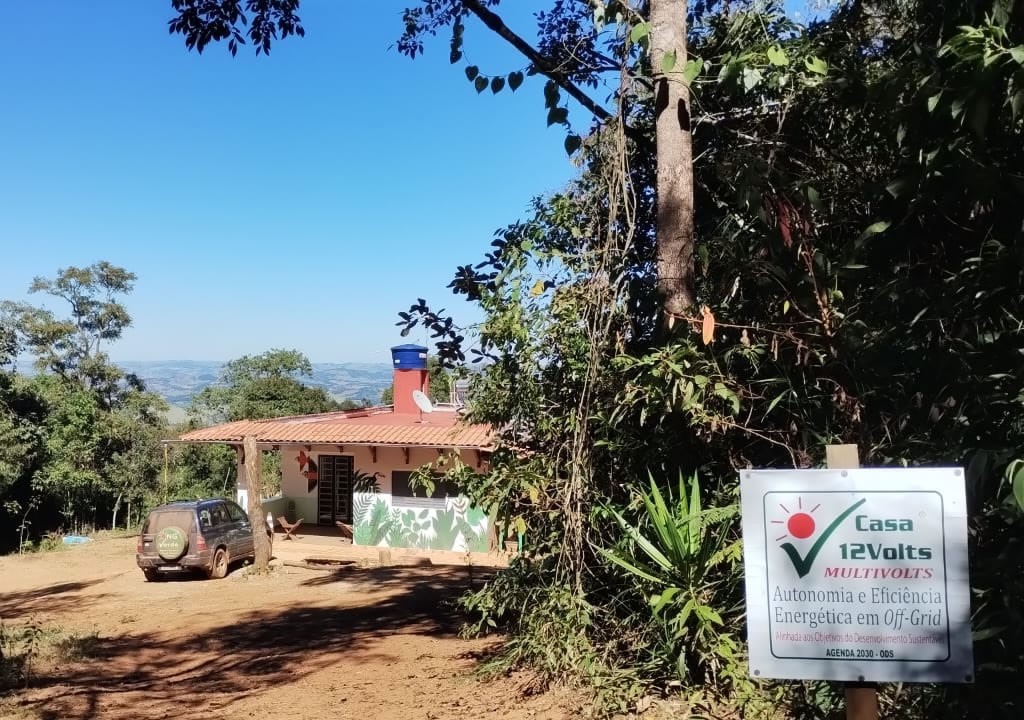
[177,407,493,449]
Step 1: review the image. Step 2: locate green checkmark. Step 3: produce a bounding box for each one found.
[779,498,866,578]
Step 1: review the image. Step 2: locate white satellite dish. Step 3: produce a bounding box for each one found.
[412,390,434,419]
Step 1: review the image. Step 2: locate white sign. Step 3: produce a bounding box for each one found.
[740,468,973,683]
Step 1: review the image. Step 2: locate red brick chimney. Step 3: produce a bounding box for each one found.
[390,344,430,416]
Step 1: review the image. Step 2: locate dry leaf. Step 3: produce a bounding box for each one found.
[701,306,715,345]
[779,201,793,248]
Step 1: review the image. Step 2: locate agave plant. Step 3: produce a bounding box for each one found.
[599,472,742,682]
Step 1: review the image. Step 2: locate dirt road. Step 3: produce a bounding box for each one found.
[0,538,577,720]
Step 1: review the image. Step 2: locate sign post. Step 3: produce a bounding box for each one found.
[740,448,974,718]
[825,445,878,720]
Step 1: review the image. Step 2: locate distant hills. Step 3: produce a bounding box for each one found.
[116,360,395,416]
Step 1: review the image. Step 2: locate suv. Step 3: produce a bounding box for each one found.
[136,499,271,581]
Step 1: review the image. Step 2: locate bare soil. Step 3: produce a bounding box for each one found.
[0,538,579,720]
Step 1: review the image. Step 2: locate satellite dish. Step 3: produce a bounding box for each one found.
[412,390,434,415]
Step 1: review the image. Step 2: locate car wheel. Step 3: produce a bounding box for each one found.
[143,568,161,582]
[208,547,229,579]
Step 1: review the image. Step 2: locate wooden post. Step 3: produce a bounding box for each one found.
[243,435,272,574]
[826,444,879,720]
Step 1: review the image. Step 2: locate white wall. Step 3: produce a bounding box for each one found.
[272,444,489,552]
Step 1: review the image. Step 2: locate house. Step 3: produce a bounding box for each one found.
[174,344,494,553]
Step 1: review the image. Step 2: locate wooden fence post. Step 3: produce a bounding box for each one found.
[826,444,880,720]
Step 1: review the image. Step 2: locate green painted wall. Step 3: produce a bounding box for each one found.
[353,492,489,552]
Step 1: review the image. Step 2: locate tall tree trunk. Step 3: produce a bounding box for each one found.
[112,492,122,531]
[243,435,271,573]
[650,0,696,326]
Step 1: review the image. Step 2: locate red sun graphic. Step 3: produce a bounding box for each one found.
[771,497,820,542]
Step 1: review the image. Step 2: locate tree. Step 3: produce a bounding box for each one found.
[190,349,337,422]
[105,390,166,529]
[167,437,237,501]
[0,372,47,551]
[2,262,166,535]
[2,261,142,408]
[649,0,695,319]
[0,308,18,368]
[161,2,1024,715]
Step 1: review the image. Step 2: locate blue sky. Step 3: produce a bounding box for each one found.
[0,1,817,364]
[0,1,583,363]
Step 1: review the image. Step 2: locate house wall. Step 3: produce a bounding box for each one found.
[234,453,285,529]
[268,444,490,553]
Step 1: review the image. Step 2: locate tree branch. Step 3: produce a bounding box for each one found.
[462,0,613,123]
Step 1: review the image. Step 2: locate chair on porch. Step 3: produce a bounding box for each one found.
[335,521,354,545]
[277,516,304,540]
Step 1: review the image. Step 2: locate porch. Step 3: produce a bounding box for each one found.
[268,522,511,569]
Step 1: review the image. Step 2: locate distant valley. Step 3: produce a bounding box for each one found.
[117,360,395,419]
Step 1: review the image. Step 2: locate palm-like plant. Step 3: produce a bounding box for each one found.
[599,472,742,682]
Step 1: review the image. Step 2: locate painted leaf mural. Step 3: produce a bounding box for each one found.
[351,489,490,552]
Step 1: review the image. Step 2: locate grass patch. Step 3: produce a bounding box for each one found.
[13,533,67,556]
[52,631,102,662]
[1,621,102,692]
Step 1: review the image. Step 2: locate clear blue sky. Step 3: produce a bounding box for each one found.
[0,1,583,363]
[0,1,816,364]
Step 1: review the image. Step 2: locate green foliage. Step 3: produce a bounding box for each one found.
[1008,459,1024,511]
[599,473,742,685]
[190,349,338,423]
[165,1,1024,716]
[32,380,104,525]
[0,621,101,691]
[1,263,166,547]
[387,1,1024,715]
[2,262,142,410]
[0,375,46,515]
[164,441,236,502]
[0,620,43,691]
[167,0,304,56]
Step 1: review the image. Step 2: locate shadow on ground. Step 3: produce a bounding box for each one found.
[14,565,478,720]
[297,562,490,590]
[0,579,111,619]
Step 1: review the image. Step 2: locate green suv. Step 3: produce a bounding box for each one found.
[136,498,271,581]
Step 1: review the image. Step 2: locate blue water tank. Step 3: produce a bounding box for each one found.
[390,344,428,370]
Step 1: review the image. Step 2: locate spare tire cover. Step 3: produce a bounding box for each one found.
[155,526,188,560]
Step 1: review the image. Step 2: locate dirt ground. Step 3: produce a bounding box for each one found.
[0,538,580,720]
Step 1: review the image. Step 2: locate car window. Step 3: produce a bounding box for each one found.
[150,509,197,534]
[210,503,231,526]
[198,508,214,530]
[226,502,247,523]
